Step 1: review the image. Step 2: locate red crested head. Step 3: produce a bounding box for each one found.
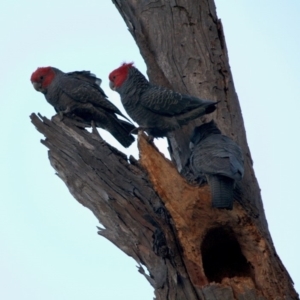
[109,62,133,90]
[30,67,56,92]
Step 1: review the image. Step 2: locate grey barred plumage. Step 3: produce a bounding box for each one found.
[31,67,135,148]
[109,63,218,138]
[189,121,244,209]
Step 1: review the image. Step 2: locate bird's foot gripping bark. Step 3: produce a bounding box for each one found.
[180,165,207,185]
[58,111,65,121]
[129,126,151,139]
[146,134,154,143]
[58,106,73,121]
[132,127,155,143]
[91,120,103,140]
[130,126,147,135]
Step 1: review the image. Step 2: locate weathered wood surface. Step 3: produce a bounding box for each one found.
[110,0,297,295]
[139,134,297,299]
[112,0,267,226]
[31,114,198,300]
[31,114,297,299]
[30,0,298,298]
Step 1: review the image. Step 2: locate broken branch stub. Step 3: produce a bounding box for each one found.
[30,113,297,299]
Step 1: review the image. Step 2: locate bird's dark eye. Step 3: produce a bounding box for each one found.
[40,76,44,80]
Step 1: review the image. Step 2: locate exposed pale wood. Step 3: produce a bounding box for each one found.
[31,112,297,299]
[110,0,298,297]
[30,0,298,298]
[139,133,295,299]
[112,0,262,224]
[31,114,200,300]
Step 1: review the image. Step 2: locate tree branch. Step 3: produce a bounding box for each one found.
[31,113,297,299]
[30,0,298,298]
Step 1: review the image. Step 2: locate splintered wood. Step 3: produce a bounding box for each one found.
[138,132,295,299]
[31,112,297,299]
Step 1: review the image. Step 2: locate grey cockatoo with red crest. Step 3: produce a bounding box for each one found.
[109,63,218,138]
[31,67,135,148]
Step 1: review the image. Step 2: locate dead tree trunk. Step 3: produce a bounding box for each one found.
[30,0,298,299]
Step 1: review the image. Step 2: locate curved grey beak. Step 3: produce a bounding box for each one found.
[109,81,116,91]
[32,82,41,92]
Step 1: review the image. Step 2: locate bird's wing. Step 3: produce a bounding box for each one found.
[217,136,244,179]
[140,86,215,116]
[192,149,232,176]
[192,135,244,179]
[59,76,127,118]
[66,70,106,96]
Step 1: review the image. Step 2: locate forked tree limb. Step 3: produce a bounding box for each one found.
[31,114,297,299]
[30,0,298,298]
[31,114,198,299]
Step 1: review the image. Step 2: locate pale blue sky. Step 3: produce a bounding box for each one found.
[0,1,299,299]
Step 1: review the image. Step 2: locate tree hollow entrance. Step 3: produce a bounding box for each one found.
[201,227,252,283]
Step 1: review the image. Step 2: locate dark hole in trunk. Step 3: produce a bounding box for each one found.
[201,226,252,282]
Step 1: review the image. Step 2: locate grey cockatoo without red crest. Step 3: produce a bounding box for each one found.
[189,120,244,210]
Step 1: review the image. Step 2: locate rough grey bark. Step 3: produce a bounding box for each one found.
[112,0,264,225]
[30,114,203,299]
[30,0,298,299]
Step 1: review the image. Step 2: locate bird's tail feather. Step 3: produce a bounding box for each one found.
[177,102,217,126]
[104,119,135,148]
[71,105,135,148]
[208,175,234,210]
[118,119,136,133]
